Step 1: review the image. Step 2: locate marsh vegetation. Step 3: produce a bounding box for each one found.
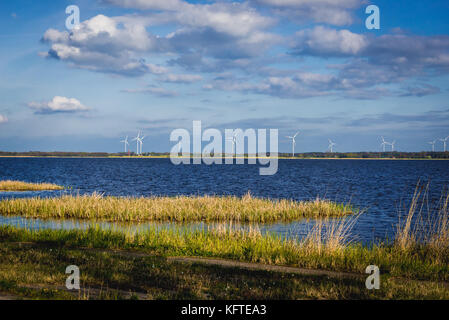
[0,183,447,299]
[0,192,354,222]
[0,186,448,283]
[0,180,64,192]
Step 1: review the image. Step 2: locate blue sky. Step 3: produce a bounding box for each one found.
[0,0,448,153]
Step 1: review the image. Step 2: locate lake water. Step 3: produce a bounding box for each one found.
[0,157,448,243]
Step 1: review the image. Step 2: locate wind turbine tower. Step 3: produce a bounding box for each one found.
[328,139,336,153]
[428,140,436,152]
[390,140,396,152]
[132,131,142,155]
[120,136,129,153]
[139,134,146,155]
[286,131,300,157]
[380,136,388,152]
[440,136,449,152]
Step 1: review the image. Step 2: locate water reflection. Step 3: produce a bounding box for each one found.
[0,214,374,244]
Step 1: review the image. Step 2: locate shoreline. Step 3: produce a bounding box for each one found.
[1,155,448,160]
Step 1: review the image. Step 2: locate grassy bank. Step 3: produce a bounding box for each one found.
[0,185,448,299]
[0,214,447,282]
[0,192,353,222]
[2,242,448,300]
[0,185,447,282]
[0,180,64,191]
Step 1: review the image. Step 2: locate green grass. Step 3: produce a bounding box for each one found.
[0,192,354,222]
[0,220,447,282]
[0,242,447,300]
[0,180,64,192]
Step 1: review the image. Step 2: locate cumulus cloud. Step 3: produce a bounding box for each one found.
[28,96,90,114]
[41,15,165,77]
[41,2,277,76]
[38,1,449,101]
[292,26,368,56]
[0,114,8,123]
[104,0,275,37]
[285,27,449,98]
[292,28,449,73]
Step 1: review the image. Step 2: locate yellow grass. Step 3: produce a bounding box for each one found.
[0,180,64,192]
[0,191,354,222]
[395,183,449,262]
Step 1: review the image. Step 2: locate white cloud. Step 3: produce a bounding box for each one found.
[293,26,368,56]
[42,15,164,77]
[173,2,274,38]
[28,96,90,114]
[104,1,275,37]
[42,3,277,76]
[38,1,449,101]
[0,114,8,123]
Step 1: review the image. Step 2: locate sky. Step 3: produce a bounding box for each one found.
[0,0,448,153]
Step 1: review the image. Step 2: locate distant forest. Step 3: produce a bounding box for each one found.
[1,151,449,159]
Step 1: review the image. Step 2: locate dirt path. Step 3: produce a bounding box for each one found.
[78,247,364,279]
[167,256,364,279]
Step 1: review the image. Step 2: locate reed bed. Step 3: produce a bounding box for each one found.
[0,192,354,222]
[1,197,448,281]
[0,180,64,191]
[0,183,447,281]
[395,183,449,265]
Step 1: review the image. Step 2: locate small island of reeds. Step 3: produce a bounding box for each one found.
[0,180,64,192]
[0,192,354,222]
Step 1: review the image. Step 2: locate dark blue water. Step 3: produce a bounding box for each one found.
[1,157,448,243]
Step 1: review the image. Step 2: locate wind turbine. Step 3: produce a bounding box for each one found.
[380,136,388,152]
[132,131,142,155]
[139,134,146,155]
[286,131,300,157]
[328,139,336,153]
[226,133,237,155]
[120,136,129,153]
[390,140,396,152]
[440,136,449,152]
[428,140,436,152]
